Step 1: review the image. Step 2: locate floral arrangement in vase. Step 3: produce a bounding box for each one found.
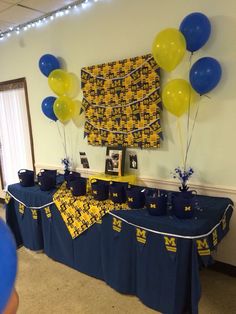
[172,166,194,192]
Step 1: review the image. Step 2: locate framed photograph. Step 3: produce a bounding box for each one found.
[129,152,138,169]
[105,147,126,176]
[79,152,90,169]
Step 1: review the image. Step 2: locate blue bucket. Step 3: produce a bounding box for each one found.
[37,169,57,191]
[109,182,128,203]
[91,180,109,201]
[146,190,167,216]
[18,169,35,187]
[70,177,87,196]
[126,186,145,209]
[65,171,81,188]
[172,191,196,219]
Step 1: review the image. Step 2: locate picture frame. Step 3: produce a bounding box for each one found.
[105,147,126,176]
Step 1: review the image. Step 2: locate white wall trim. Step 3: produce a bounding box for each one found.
[35,163,236,201]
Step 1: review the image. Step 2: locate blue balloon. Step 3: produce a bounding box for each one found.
[189,57,222,95]
[41,96,58,121]
[39,54,61,77]
[180,12,211,52]
[0,218,17,313]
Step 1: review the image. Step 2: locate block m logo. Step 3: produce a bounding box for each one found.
[112,217,122,232]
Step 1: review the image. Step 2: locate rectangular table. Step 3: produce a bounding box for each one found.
[5,182,233,314]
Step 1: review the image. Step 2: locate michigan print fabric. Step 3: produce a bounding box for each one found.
[81,54,162,148]
[53,183,129,239]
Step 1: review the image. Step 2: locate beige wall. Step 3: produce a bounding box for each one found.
[0,0,236,264]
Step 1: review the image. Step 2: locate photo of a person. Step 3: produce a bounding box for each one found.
[105,147,125,176]
[110,151,120,170]
[105,157,114,171]
[129,153,138,169]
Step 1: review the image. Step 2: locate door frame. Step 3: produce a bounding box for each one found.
[0,77,35,191]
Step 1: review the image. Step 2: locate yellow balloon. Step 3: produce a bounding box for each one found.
[48,69,71,96]
[152,28,186,72]
[162,79,193,117]
[53,96,75,123]
[67,73,80,99]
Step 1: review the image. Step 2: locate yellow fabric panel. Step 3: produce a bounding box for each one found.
[53,182,129,239]
[5,192,11,204]
[81,53,162,148]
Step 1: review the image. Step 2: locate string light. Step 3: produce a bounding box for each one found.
[0,0,100,42]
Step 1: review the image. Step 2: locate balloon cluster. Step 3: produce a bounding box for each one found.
[39,54,81,124]
[152,12,222,117]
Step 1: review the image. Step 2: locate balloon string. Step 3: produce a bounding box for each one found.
[56,121,67,157]
[203,94,211,99]
[184,102,200,163]
[183,53,193,170]
[63,124,68,158]
[176,118,185,167]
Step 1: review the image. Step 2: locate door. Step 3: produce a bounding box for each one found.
[0,78,35,197]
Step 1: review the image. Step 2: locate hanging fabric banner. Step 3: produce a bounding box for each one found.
[136,228,147,245]
[112,217,122,233]
[44,206,52,219]
[18,203,25,216]
[31,209,38,220]
[5,192,11,204]
[196,236,214,266]
[164,236,177,260]
[81,54,162,148]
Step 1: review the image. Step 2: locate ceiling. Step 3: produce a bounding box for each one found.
[0,0,81,34]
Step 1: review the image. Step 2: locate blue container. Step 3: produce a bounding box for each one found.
[126,186,145,209]
[18,169,35,187]
[91,180,109,201]
[40,169,57,177]
[70,177,87,196]
[172,191,196,219]
[37,169,57,191]
[146,191,168,216]
[65,171,81,188]
[109,182,128,203]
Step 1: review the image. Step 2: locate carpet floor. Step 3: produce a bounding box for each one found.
[1,206,236,313]
[14,248,236,314]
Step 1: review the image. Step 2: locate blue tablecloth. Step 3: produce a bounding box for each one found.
[5,182,233,314]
